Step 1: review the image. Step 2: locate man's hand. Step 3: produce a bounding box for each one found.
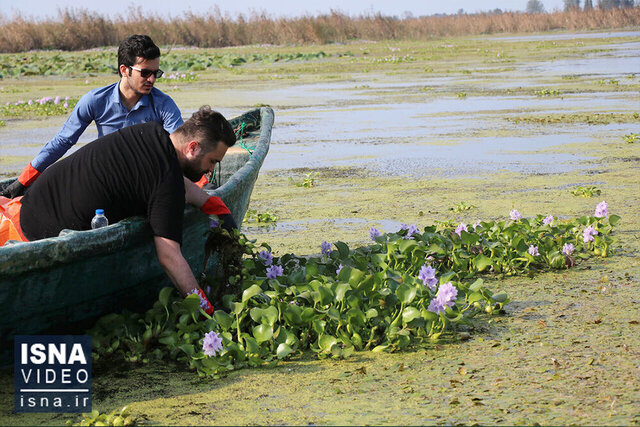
[215,213,238,232]
[1,163,41,198]
[0,180,27,198]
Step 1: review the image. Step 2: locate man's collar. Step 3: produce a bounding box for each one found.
[114,80,151,110]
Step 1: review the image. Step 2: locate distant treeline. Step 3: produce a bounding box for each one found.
[0,7,639,53]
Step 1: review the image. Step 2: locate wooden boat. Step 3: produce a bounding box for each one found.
[0,107,273,361]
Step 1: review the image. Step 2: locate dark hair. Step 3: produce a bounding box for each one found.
[176,106,236,151]
[117,35,161,76]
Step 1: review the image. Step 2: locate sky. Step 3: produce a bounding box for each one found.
[1,1,568,20]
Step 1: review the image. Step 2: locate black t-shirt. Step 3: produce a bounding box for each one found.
[21,122,185,243]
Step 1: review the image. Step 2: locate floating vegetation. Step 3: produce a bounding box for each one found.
[456,92,467,99]
[449,201,477,213]
[0,96,78,118]
[533,89,562,96]
[570,186,601,198]
[623,132,639,143]
[89,202,618,378]
[0,51,333,77]
[597,78,619,86]
[509,112,640,125]
[289,172,318,188]
[243,208,278,225]
[66,406,137,426]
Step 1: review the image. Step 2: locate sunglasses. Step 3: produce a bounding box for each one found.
[129,66,164,79]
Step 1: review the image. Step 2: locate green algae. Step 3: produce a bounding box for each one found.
[1,31,640,426]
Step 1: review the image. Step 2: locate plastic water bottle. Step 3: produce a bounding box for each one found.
[91,209,109,229]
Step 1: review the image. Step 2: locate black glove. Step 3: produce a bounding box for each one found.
[0,180,27,199]
[217,213,238,232]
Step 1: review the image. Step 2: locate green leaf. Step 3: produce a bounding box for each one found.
[214,310,233,330]
[242,284,263,302]
[460,230,479,246]
[396,284,417,304]
[318,334,338,351]
[334,282,351,302]
[316,285,335,306]
[347,308,366,327]
[183,294,202,315]
[252,324,273,343]
[608,214,620,226]
[402,306,421,324]
[244,336,260,354]
[348,268,366,287]
[365,308,379,320]
[469,278,484,292]
[276,343,293,359]
[399,239,417,253]
[491,291,508,302]
[159,287,174,308]
[305,261,319,280]
[334,241,350,258]
[473,254,493,272]
[467,292,484,304]
[284,305,303,325]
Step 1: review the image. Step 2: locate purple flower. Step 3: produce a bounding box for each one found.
[594,201,608,218]
[369,227,381,240]
[562,243,575,256]
[427,298,445,314]
[27,99,33,105]
[583,226,598,243]
[54,96,60,105]
[336,263,343,275]
[428,282,458,314]
[63,102,69,108]
[455,223,468,237]
[258,250,273,266]
[543,215,554,225]
[473,220,481,231]
[266,264,284,279]
[528,245,539,256]
[321,241,333,256]
[202,331,223,357]
[419,264,438,290]
[510,209,522,221]
[405,224,420,239]
[209,219,219,228]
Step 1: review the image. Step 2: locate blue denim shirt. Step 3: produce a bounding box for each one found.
[31,82,184,171]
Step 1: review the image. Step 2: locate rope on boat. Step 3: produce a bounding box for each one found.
[206,121,254,187]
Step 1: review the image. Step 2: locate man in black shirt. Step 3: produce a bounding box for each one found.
[19,106,236,314]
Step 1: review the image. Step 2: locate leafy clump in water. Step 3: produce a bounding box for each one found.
[88,203,619,378]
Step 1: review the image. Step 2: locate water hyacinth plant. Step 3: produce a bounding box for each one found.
[0,96,78,118]
[89,202,619,378]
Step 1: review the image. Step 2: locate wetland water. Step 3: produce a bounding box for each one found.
[1,31,639,426]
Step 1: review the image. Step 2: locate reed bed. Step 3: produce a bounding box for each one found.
[0,7,638,53]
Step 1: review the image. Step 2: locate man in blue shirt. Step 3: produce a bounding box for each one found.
[1,34,183,198]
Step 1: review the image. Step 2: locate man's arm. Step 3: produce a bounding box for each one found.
[154,236,214,315]
[31,93,95,171]
[154,236,199,295]
[1,95,94,198]
[158,95,184,134]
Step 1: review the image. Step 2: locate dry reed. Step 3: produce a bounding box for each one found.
[0,7,638,53]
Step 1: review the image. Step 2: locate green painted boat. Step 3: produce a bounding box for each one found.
[0,107,273,360]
